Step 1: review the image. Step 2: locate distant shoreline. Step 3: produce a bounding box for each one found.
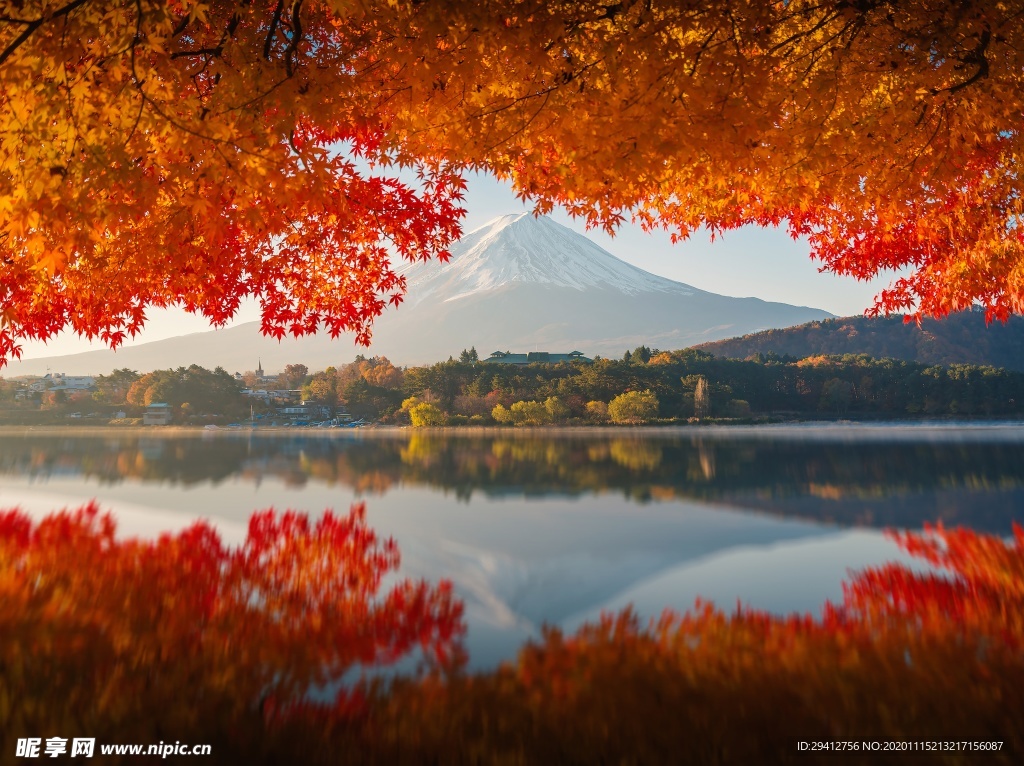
[2,419,1023,439]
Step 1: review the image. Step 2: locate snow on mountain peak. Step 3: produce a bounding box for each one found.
[399,213,697,305]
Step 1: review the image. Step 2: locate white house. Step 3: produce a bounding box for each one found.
[143,403,173,426]
[28,373,95,392]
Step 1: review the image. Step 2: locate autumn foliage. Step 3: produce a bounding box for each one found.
[0,502,463,762]
[3,1,1024,364]
[1,501,1023,763]
[347,522,1024,765]
[0,0,467,365]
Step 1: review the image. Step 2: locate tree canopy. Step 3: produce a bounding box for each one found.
[2,0,1023,365]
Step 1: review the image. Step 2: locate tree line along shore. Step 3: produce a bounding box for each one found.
[4,346,1024,427]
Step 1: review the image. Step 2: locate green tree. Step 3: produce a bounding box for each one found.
[491,403,513,425]
[342,377,403,419]
[280,364,309,390]
[626,345,652,364]
[93,368,141,405]
[509,401,550,426]
[408,402,446,427]
[544,396,571,423]
[401,396,446,427]
[304,372,338,407]
[124,366,244,416]
[608,391,659,424]
[820,378,854,414]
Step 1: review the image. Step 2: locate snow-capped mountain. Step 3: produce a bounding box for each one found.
[3,214,833,375]
[399,213,691,305]
[362,213,831,362]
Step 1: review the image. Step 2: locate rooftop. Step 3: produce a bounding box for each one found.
[481,350,591,365]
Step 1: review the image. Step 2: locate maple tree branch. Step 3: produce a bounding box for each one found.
[171,10,240,62]
[483,88,551,154]
[463,81,566,122]
[128,0,146,84]
[0,0,91,67]
[912,112,956,194]
[944,28,991,95]
[264,0,284,61]
[222,73,294,115]
[134,84,256,155]
[769,6,846,54]
[170,14,191,39]
[283,0,305,77]
[886,105,950,194]
[778,13,862,73]
[123,89,146,147]
[170,46,224,60]
[685,25,726,78]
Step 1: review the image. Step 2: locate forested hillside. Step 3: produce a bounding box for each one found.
[281,351,1024,422]
[7,350,1024,425]
[696,313,1024,371]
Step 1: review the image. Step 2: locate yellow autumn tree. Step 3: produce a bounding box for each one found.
[608,390,659,424]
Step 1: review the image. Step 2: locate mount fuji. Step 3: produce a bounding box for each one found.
[4,214,832,375]
[399,212,697,305]
[366,213,832,360]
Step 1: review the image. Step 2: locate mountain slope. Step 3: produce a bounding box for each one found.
[3,215,833,376]
[696,312,1024,371]
[398,213,693,304]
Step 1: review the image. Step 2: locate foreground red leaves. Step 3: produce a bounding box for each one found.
[0,502,463,762]
[1,507,1021,764]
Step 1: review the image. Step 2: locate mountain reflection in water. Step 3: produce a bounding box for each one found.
[2,481,1023,764]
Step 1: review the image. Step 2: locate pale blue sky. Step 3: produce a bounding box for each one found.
[17,172,897,360]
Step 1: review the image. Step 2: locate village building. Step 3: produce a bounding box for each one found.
[27,373,96,393]
[479,350,591,365]
[143,402,173,426]
[234,360,280,386]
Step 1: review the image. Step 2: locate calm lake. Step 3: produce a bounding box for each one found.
[2,423,1023,669]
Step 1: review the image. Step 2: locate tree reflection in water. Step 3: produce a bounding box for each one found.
[2,431,1024,532]
[1,504,1022,764]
